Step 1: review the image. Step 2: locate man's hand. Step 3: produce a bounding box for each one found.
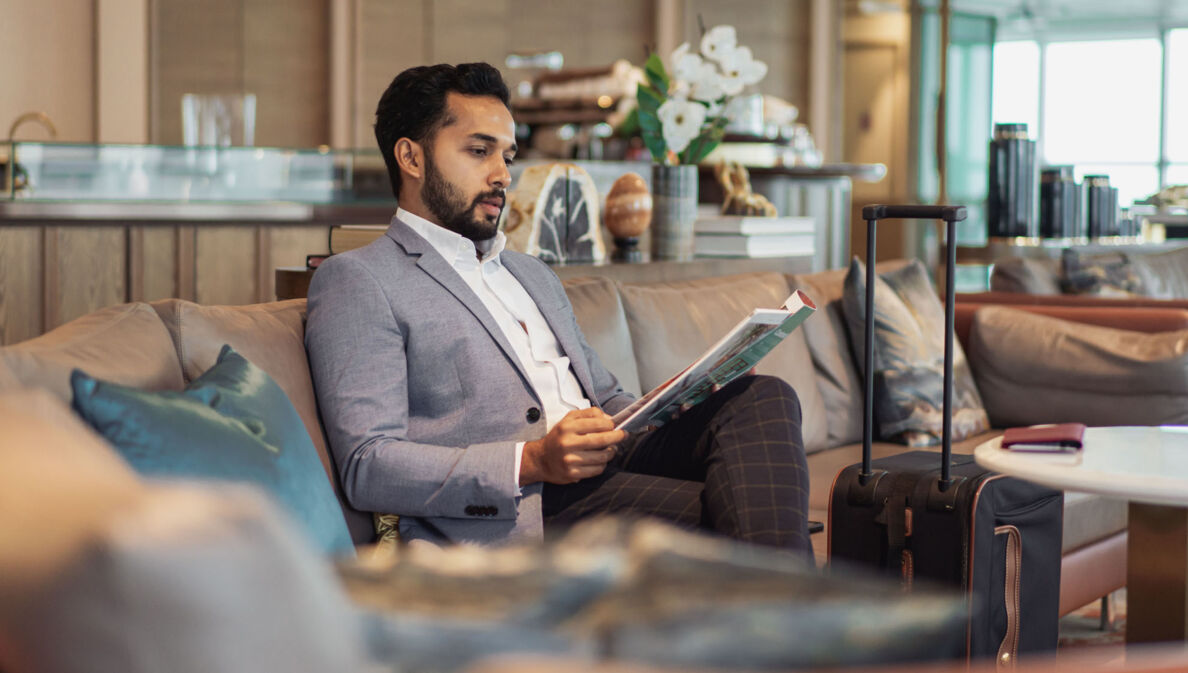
[520,408,626,486]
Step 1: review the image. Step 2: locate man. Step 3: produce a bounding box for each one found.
[305,62,812,553]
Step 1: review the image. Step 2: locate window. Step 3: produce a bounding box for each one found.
[1167,29,1188,183]
[991,41,1039,134]
[992,28,1188,207]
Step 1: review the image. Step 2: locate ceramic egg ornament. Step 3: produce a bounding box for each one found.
[604,172,652,262]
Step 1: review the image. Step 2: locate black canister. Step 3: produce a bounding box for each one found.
[987,123,1037,238]
[1039,166,1077,238]
[1085,175,1119,238]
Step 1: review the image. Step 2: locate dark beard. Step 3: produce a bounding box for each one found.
[421,151,504,242]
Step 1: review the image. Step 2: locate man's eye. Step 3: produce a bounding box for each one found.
[471,147,488,156]
[504,156,516,167]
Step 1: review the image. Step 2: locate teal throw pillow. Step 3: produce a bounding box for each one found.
[71,344,354,556]
[842,259,990,446]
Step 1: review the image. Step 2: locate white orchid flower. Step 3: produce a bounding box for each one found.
[690,61,726,102]
[700,25,738,64]
[658,95,707,155]
[717,45,768,96]
[671,42,703,83]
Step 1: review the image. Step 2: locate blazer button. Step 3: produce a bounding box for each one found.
[526,407,541,423]
[464,505,479,516]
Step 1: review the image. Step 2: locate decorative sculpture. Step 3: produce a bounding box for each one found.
[502,163,606,264]
[713,160,777,217]
[603,172,652,262]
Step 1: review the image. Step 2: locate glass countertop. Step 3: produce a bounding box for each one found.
[0,141,393,205]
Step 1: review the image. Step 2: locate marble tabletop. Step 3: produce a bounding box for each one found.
[974,426,1188,507]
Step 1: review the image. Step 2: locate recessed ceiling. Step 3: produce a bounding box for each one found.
[952,0,1188,22]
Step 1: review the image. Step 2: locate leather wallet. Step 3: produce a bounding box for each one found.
[1002,423,1087,451]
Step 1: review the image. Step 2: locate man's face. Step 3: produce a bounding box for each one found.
[420,93,517,241]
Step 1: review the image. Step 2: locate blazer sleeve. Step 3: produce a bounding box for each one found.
[305,254,519,521]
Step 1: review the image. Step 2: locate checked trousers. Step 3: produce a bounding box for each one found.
[541,375,813,555]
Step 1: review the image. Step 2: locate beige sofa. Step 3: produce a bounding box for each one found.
[5,263,1185,618]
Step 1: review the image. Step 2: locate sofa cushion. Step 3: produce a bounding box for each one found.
[1060,249,1144,297]
[1062,492,1127,554]
[0,483,368,673]
[788,261,910,449]
[562,275,642,397]
[970,306,1188,428]
[1130,246,1188,299]
[618,272,828,453]
[70,346,354,556]
[0,302,183,400]
[842,259,989,446]
[150,298,373,545]
[989,257,1063,295]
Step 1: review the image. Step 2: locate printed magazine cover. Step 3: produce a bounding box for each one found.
[613,290,816,432]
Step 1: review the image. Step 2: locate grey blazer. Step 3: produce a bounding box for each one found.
[305,217,635,546]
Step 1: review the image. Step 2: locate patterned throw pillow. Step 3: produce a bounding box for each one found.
[1060,249,1144,297]
[842,259,990,446]
[70,345,355,556]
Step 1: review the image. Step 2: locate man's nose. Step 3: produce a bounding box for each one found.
[490,159,511,189]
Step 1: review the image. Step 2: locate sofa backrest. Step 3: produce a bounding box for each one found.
[148,298,374,545]
[573,272,829,454]
[561,276,643,397]
[0,302,184,401]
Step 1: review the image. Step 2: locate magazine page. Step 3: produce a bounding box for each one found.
[613,290,816,432]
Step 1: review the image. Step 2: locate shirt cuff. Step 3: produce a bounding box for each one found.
[514,441,525,496]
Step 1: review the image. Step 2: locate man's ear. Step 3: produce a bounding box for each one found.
[394,138,424,181]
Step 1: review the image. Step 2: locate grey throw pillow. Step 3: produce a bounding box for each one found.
[842,259,989,446]
[1060,249,1143,297]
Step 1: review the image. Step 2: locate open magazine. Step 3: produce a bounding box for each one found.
[612,290,817,432]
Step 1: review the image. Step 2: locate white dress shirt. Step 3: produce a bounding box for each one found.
[398,208,591,489]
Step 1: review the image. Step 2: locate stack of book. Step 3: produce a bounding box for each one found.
[693,213,816,258]
[329,224,388,254]
[306,224,388,268]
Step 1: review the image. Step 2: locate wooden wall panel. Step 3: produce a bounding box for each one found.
[243,0,330,147]
[267,225,330,300]
[152,0,244,144]
[0,228,43,346]
[140,226,178,301]
[0,0,95,143]
[504,0,653,68]
[195,225,258,306]
[356,0,427,148]
[427,0,511,66]
[684,0,810,108]
[54,228,127,327]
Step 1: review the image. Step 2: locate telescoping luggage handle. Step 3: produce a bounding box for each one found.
[857,204,967,498]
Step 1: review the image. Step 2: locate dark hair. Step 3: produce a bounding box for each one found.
[374,62,511,199]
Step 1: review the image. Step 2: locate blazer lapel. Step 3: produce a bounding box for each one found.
[385,220,537,399]
[502,254,599,402]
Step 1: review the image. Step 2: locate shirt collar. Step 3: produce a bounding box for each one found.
[396,207,506,269]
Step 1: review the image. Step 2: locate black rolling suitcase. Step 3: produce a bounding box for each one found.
[828,204,1063,666]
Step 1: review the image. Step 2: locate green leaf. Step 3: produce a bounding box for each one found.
[683,126,726,165]
[638,108,661,134]
[641,129,667,163]
[636,84,663,113]
[644,53,670,94]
